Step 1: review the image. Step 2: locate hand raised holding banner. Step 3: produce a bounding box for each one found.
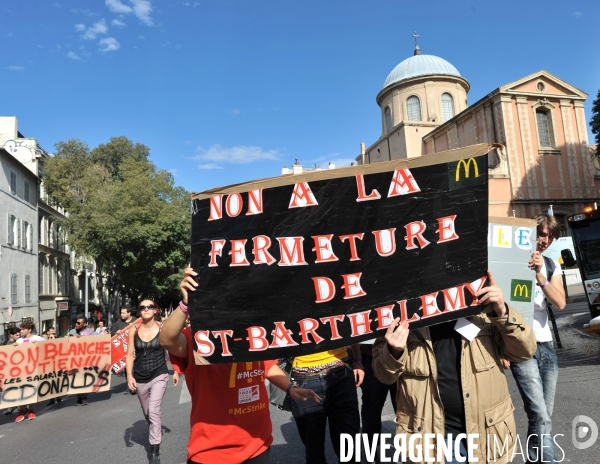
[180,267,198,305]
[476,270,506,317]
[385,318,410,360]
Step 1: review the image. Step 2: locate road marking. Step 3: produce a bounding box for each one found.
[179,378,191,404]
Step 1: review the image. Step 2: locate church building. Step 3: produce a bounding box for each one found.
[356,38,598,234]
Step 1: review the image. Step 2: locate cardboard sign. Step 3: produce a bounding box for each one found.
[488,217,537,327]
[0,335,112,407]
[110,319,142,374]
[190,144,495,363]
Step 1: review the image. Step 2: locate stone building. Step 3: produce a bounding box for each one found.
[0,146,39,340]
[0,117,100,336]
[356,41,598,234]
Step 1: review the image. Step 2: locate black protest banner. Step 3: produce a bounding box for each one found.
[189,144,494,363]
[0,336,112,408]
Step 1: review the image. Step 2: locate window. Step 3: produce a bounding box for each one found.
[39,216,43,245]
[407,96,421,121]
[24,180,30,202]
[10,171,17,195]
[25,275,31,303]
[536,110,553,148]
[17,219,22,248]
[10,273,17,304]
[7,214,15,245]
[48,260,54,295]
[441,93,455,122]
[385,107,393,133]
[27,223,32,250]
[39,258,44,294]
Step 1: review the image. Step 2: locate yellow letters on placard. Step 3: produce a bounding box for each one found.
[496,228,509,246]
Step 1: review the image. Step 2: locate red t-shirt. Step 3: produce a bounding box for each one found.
[170,327,278,464]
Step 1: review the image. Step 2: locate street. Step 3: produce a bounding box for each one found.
[2,285,600,464]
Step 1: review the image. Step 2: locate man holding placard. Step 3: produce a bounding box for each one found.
[373,271,536,463]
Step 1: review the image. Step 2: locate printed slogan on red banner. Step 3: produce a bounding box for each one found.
[0,336,112,408]
[189,144,496,363]
[110,320,142,374]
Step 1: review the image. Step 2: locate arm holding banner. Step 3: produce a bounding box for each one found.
[371,319,410,386]
[160,268,196,358]
[529,251,566,310]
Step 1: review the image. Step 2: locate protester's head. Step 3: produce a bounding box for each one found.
[88,322,96,331]
[47,327,56,337]
[41,330,48,339]
[120,306,133,321]
[534,213,561,253]
[75,316,88,331]
[7,326,20,342]
[138,299,157,321]
[20,320,36,338]
[98,320,106,328]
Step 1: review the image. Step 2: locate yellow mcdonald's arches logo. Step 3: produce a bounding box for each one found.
[513,284,529,298]
[455,158,479,182]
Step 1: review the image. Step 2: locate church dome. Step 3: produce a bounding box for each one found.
[383,54,461,89]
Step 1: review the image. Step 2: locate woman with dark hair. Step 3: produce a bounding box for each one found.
[126,299,175,463]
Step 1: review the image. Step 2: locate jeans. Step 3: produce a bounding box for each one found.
[360,353,397,463]
[510,341,559,463]
[136,373,169,445]
[291,365,360,464]
[445,437,468,464]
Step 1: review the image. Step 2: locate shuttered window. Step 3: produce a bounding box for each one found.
[407,96,421,121]
[441,93,455,121]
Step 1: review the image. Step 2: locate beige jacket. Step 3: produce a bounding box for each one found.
[373,305,536,464]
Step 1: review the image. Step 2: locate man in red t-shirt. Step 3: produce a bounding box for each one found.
[161,268,320,464]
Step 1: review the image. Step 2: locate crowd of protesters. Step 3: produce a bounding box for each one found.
[0,214,563,464]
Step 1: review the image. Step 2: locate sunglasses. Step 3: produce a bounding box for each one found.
[139,304,156,310]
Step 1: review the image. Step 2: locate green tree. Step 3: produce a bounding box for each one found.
[43,136,191,317]
[591,89,600,151]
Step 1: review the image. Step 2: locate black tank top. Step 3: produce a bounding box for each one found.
[133,330,168,383]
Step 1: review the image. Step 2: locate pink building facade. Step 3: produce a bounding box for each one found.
[357,49,598,234]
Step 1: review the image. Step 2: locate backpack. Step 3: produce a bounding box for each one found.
[542,255,556,282]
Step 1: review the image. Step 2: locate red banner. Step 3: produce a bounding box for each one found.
[110,319,142,374]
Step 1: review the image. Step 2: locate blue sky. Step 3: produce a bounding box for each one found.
[1,0,599,193]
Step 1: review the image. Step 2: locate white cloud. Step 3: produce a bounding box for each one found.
[131,0,154,26]
[231,109,240,116]
[574,11,582,18]
[74,23,86,31]
[6,65,25,71]
[67,51,82,61]
[309,154,356,168]
[195,144,281,169]
[105,0,132,14]
[53,2,61,7]
[106,0,154,26]
[81,19,108,40]
[197,163,224,170]
[111,19,126,26]
[99,37,120,52]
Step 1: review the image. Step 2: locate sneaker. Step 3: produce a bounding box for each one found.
[56,397,62,403]
[48,399,56,406]
[76,397,82,406]
[81,398,88,406]
[15,409,28,423]
[27,410,36,420]
[4,406,16,415]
